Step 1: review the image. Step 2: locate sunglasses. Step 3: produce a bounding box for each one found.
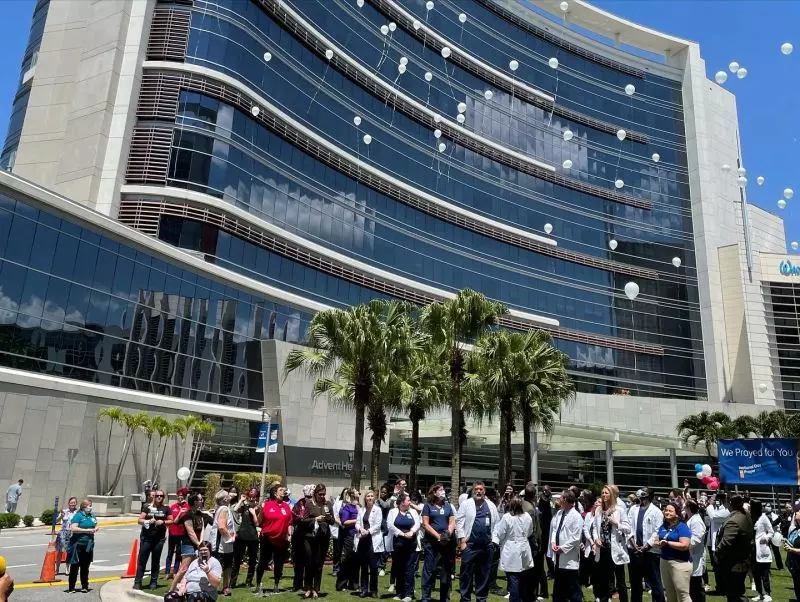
[155,494,165,498]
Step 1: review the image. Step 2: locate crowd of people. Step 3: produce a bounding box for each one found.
[40,478,800,601]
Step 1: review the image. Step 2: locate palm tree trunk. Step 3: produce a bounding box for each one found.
[522,412,532,482]
[352,404,366,489]
[174,436,182,490]
[450,386,462,506]
[498,397,511,487]
[370,434,381,491]
[93,429,102,495]
[132,434,144,487]
[104,420,114,493]
[409,416,420,495]
[106,428,134,495]
[154,438,170,484]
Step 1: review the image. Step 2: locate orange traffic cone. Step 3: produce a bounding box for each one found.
[122,538,139,578]
[33,539,61,583]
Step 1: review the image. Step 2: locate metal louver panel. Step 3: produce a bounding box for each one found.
[147,6,191,62]
[137,72,182,120]
[118,197,664,357]
[125,126,173,185]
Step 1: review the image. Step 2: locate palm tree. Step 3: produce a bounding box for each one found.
[737,410,782,439]
[421,289,507,504]
[184,417,216,485]
[128,412,152,487]
[106,411,140,495]
[285,300,413,489]
[150,416,174,483]
[676,411,735,460]
[776,411,800,438]
[97,407,126,493]
[172,417,190,489]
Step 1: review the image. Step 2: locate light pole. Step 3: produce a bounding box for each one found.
[258,407,280,501]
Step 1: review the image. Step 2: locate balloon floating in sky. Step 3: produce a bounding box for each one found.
[615,179,624,189]
[759,383,768,393]
[263,52,272,62]
[549,57,559,69]
[786,188,795,200]
[363,134,372,145]
[509,59,519,71]
[544,223,553,234]
[434,129,441,138]
[399,56,408,66]
[433,114,441,123]
[625,84,636,96]
[457,102,467,113]
[729,61,740,73]
[413,20,421,30]
[778,199,787,210]
[560,1,569,11]
[380,24,389,35]
[177,466,190,481]
[737,176,748,187]
[426,0,434,9]
[353,115,361,126]
[325,49,334,60]
[616,129,626,141]
[397,64,406,74]
[715,71,727,85]
[652,153,660,163]
[792,241,799,250]
[357,0,364,6]
[562,159,573,169]
[484,90,493,100]
[781,42,794,55]
[737,167,746,176]
[563,129,574,141]
[672,257,682,268]
[424,71,433,82]
[456,114,465,123]
[736,67,747,79]
[624,282,640,301]
[757,176,765,185]
[441,47,451,58]
[438,142,446,152]
[721,164,731,172]
[251,106,260,117]
[388,22,396,32]
[609,239,618,250]
[458,13,467,23]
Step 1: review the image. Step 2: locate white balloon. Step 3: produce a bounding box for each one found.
[793,241,799,250]
[616,129,627,141]
[772,532,784,548]
[721,164,731,172]
[457,102,467,113]
[438,142,446,152]
[608,239,618,250]
[737,67,747,79]
[672,257,682,268]
[625,84,636,96]
[757,176,765,185]
[544,223,553,234]
[758,383,768,394]
[562,159,573,169]
[509,59,519,71]
[729,61,740,73]
[357,0,364,6]
[696,471,704,480]
[263,51,272,62]
[434,129,442,138]
[380,24,389,35]
[778,199,787,210]
[548,57,559,69]
[714,71,728,85]
[559,1,569,10]
[363,134,372,145]
[413,20,421,30]
[563,129,573,141]
[388,22,396,32]
[177,466,191,481]
[456,114,465,123]
[433,114,441,123]
[615,179,624,189]
[782,42,794,56]
[399,56,408,66]
[397,64,406,74]
[484,90,493,100]
[701,464,712,477]
[624,281,640,301]
[424,71,433,82]
[737,176,748,187]
[458,13,467,23]
[652,153,660,163]
[737,167,746,176]
[425,0,434,9]
[353,115,361,126]
[325,49,334,60]
[441,47,451,58]
[785,188,795,200]
[250,106,260,117]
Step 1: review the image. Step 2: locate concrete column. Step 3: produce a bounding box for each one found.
[669,448,679,489]
[530,430,539,484]
[605,440,614,484]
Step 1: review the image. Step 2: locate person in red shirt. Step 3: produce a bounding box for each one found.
[164,487,190,578]
[254,484,294,594]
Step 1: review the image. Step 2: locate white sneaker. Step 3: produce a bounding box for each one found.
[379,569,386,577]
[537,598,544,602]
[763,596,773,602]
[751,582,757,591]
[402,598,413,602]
[752,597,762,602]
[388,585,395,594]
[504,595,510,600]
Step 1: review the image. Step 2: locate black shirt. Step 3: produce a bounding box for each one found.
[237,503,259,541]
[182,509,206,545]
[140,503,171,541]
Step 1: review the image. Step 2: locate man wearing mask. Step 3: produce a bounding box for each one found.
[519,482,543,602]
[550,490,583,602]
[627,487,664,602]
[377,486,392,577]
[706,493,730,595]
[715,495,753,602]
[291,485,315,592]
[456,482,499,602]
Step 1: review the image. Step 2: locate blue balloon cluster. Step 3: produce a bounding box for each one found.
[694,463,703,472]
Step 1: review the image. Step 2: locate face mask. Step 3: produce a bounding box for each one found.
[474,491,484,500]
[436,490,446,500]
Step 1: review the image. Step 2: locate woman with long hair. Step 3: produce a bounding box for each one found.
[684,498,706,602]
[55,497,78,575]
[493,497,534,602]
[331,488,347,576]
[592,485,630,602]
[255,484,293,594]
[654,502,692,602]
[750,499,774,602]
[298,484,334,599]
[67,499,99,593]
[231,488,259,589]
[356,489,384,597]
[420,483,455,602]
[783,507,800,601]
[168,492,206,595]
[206,490,236,596]
[133,488,172,590]
[387,492,421,602]
[336,488,361,591]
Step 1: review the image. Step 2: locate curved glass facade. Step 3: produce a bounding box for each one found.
[129,0,706,399]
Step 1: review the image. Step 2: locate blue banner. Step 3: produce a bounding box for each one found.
[256,423,280,453]
[719,438,800,485]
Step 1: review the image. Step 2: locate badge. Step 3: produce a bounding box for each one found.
[281,508,287,515]
[485,517,490,526]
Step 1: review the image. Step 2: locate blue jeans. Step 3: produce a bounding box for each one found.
[507,572,522,602]
[421,540,454,602]
[164,533,182,575]
[553,568,583,602]
[459,543,492,602]
[134,537,165,587]
[393,537,418,598]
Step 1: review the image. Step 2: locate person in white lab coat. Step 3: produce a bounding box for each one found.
[750,499,773,602]
[684,499,706,602]
[627,487,665,602]
[456,482,499,602]
[593,485,630,602]
[550,490,583,602]
[356,491,384,597]
[705,492,729,595]
[493,497,533,602]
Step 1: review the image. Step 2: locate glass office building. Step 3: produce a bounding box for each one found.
[0,0,786,505]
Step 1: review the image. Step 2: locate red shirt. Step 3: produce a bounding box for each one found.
[261,500,293,546]
[168,501,189,537]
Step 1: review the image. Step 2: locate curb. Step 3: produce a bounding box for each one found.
[127,590,161,601]
[4,518,140,533]
[101,579,160,602]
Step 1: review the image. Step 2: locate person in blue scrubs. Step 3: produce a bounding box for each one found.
[421,483,456,602]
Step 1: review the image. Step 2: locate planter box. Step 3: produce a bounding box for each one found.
[127,494,145,514]
[87,495,125,517]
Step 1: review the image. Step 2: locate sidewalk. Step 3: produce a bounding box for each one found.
[4,515,139,532]
[101,579,159,602]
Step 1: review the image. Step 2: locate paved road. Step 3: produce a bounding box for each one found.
[0,523,141,601]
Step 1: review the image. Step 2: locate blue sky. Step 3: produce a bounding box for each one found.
[0,0,795,250]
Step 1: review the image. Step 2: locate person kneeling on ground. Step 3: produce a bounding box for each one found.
[165,541,222,601]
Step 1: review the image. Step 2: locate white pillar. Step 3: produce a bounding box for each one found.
[531,430,539,484]
[606,440,614,484]
[669,448,679,489]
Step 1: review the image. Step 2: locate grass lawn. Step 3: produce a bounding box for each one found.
[142,562,798,601]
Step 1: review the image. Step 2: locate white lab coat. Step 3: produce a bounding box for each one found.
[385,507,420,552]
[455,498,500,543]
[582,511,596,559]
[331,499,343,539]
[687,513,706,577]
[706,505,730,551]
[754,514,774,564]
[494,512,534,573]
[356,505,385,553]
[594,507,631,565]
[627,503,663,555]
[550,507,583,570]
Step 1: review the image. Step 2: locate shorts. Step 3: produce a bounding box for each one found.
[181,543,198,557]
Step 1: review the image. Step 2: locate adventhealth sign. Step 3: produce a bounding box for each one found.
[719,438,800,485]
[780,259,800,276]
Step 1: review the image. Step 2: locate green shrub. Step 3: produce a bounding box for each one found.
[40,508,55,526]
[232,472,283,495]
[0,513,21,529]
[204,473,221,510]
[23,514,34,527]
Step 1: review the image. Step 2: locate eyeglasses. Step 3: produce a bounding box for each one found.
[155,495,165,498]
